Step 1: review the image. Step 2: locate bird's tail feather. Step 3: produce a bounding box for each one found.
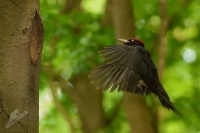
[157,89,182,115]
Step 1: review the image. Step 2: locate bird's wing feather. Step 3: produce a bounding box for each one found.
[100,45,156,81]
[90,45,155,95]
[90,45,182,115]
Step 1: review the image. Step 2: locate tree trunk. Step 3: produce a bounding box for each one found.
[62,0,82,13]
[43,66,107,133]
[112,0,135,38]
[58,2,108,132]
[0,0,43,132]
[111,0,155,132]
[63,74,107,133]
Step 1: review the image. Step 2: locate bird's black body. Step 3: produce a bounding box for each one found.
[90,38,181,115]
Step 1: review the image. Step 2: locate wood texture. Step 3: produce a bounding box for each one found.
[0,0,42,132]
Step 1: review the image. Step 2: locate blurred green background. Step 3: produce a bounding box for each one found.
[39,0,200,132]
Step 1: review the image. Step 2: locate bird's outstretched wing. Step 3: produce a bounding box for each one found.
[90,45,182,115]
[90,45,156,95]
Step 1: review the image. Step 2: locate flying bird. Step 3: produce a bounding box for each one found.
[90,38,181,115]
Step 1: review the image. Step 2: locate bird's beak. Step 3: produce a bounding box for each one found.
[117,39,129,44]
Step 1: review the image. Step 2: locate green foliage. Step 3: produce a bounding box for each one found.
[40,0,200,133]
[41,1,115,77]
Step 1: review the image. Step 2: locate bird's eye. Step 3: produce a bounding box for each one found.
[131,39,134,42]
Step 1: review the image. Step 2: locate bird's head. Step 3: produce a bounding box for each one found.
[117,38,145,47]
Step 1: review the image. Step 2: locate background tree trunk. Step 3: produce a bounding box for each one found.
[0,0,43,132]
[62,0,82,13]
[44,65,107,133]
[43,1,108,132]
[158,0,168,79]
[68,74,107,133]
[111,0,155,132]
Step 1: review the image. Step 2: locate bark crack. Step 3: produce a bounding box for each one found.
[0,98,9,118]
[29,11,44,64]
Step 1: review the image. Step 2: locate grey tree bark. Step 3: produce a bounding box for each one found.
[0,0,43,132]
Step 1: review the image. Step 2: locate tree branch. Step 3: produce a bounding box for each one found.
[50,82,76,133]
[158,0,168,79]
[151,0,168,131]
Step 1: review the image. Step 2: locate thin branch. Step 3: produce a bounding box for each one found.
[50,82,76,133]
[152,0,168,132]
[158,0,168,79]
